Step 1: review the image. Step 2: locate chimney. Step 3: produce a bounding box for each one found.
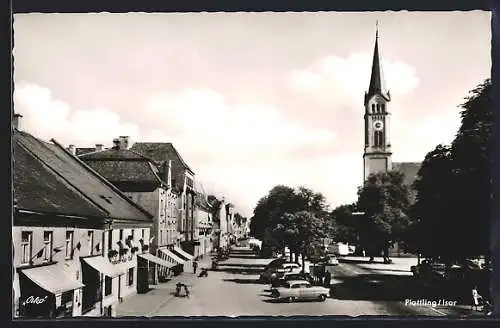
[165,160,172,189]
[119,136,130,150]
[67,144,76,155]
[13,113,23,130]
[95,144,104,152]
[112,138,120,149]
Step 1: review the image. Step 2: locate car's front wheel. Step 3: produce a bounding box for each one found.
[318,294,327,302]
[288,296,296,303]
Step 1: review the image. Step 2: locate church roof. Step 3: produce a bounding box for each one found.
[365,26,390,104]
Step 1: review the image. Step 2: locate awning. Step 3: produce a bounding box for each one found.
[21,264,84,296]
[158,248,186,265]
[82,256,125,278]
[138,253,175,268]
[174,246,194,261]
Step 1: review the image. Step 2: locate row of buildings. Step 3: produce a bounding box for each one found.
[12,113,249,318]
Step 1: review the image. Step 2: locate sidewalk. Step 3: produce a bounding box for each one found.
[116,254,213,316]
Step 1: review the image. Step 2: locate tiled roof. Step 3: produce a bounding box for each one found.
[13,139,106,219]
[392,162,421,187]
[83,161,162,185]
[79,148,165,191]
[130,142,194,175]
[75,148,96,156]
[79,148,149,161]
[14,130,153,222]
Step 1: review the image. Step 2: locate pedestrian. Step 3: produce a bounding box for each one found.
[324,270,332,287]
[362,249,366,257]
[193,260,198,274]
[472,286,482,311]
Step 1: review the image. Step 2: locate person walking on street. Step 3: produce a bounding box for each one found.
[472,286,482,311]
[324,270,332,287]
[193,260,198,274]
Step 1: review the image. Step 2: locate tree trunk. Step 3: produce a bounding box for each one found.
[289,251,293,262]
[301,252,305,273]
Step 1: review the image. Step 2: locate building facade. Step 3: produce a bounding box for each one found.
[13,125,153,318]
[78,137,186,283]
[130,142,198,257]
[194,183,214,258]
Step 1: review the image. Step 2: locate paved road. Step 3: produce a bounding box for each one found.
[118,247,484,317]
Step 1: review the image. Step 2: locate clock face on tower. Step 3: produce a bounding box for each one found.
[373,120,384,131]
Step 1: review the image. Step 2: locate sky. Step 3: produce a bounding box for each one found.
[13,11,491,218]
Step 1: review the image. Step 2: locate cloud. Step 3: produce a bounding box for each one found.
[14,82,141,146]
[14,82,339,217]
[288,53,420,107]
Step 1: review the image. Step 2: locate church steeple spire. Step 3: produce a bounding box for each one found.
[366,21,390,103]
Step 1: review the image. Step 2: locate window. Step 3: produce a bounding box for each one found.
[65,231,74,260]
[107,230,113,250]
[374,131,384,147]
[119,229,123,241]
[381,103,385,112]
[371,104,375,112]
[127,268,134,286]
[376,104,380,113]
[88,231,94,256]
[141,229,145,239]
[131,229,135,240]
[21,231,32,265]
[43,231,53,262]
[104,276,112,296]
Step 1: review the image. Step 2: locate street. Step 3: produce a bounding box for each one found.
[116,246,482,317]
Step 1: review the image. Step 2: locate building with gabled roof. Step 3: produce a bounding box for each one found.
[130,142,198,256]
[79,138,188,282]
[12,120,154,318]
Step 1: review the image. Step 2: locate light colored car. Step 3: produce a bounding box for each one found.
[271,280,330,302]
[260,262,301,282]
[325,255,339,266]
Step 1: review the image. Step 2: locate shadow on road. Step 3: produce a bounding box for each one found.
[338,258,387,265]
[223,278,263,285]
[226,255,260,259]
[331,273,471,305]
[369,268,411,273]
[262,298,326,304]
[216,267,263,275]
[218,263,267,268]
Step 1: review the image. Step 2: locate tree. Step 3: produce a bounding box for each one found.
[328,203,360,244]
[251,185,330,261]
[449,79,491,261]
[357,171,413,262]
[411,145,455,260]
[411,79,491,263]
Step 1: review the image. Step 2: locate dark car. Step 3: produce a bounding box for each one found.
[411,259,446,281]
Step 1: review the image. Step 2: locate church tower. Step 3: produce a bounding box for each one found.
[363,23,392,182]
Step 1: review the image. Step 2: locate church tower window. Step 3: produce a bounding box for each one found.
[376,104,380,113]
[381,103,385,113]
[371,104,375,112]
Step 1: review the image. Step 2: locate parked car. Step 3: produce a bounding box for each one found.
[411,259,446,281]
[271,272,313,287]
[323,254,339,266]
[260,262,301,282]
[271,280,330,302]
